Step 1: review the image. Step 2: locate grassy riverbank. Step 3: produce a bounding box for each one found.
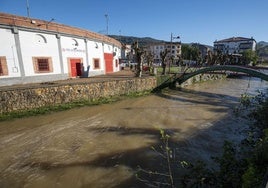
[0,90,152,121]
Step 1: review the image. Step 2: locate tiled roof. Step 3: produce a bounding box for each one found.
[215,37,254,43]
[0,12,121,47]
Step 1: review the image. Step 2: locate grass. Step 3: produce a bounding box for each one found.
[156,66,182,74]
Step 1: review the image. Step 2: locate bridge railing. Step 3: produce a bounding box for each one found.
[152,65,268,92]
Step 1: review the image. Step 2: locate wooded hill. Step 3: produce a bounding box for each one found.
[257,41,268,61]
[109,35,165,46]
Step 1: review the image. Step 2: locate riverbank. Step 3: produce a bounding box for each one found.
[0,67,229,120]
[0,68,156,120]
[0,74,267,188]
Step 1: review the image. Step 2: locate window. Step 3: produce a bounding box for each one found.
[0,57,8,76]
[33,57,53,73]
[38,59,49,71]
[93,58,100,69]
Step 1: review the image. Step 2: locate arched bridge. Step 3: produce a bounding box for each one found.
[153,65,268,92]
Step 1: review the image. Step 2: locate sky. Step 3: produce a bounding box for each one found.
[0,0,267,46]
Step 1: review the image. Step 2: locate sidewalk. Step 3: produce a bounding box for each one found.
[54,67,137,84]
[0,68,142,91]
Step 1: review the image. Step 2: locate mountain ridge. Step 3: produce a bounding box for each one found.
[108,35,165,46]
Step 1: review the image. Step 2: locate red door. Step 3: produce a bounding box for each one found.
[104,53,113,73]
[70,59,82,77]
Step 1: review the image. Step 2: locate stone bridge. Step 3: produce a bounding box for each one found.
[153,65,268,92]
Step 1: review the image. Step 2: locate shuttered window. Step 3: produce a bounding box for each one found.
[37,58,49,71]
[33,57,53,73]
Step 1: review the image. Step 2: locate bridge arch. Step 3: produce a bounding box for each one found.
[176,65,268,85]
[152,65,268,92]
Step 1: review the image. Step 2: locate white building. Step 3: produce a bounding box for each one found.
[0,13,122,86]
[147,42,181,65]
[214,37,256,55]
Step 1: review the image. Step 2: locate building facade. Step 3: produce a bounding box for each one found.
[0,13,122,86]
[147,42,181,65]
[214,37,256,55]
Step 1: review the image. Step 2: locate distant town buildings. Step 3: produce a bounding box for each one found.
[147,42,182,65]
[214,37,256,55]
[119,41,182,66]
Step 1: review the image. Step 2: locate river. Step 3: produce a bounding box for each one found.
[0,76,267,188]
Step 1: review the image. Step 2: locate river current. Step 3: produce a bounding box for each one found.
[0,76,267,188]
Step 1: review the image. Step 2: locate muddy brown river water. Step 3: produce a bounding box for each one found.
[0,77,267,188]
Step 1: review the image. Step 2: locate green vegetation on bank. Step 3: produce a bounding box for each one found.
[0,90,152,121]
[137,91,268,187]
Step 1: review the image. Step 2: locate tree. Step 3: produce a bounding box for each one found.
[160,49,168,75]
[242,50,258,66]
[206,50,213,66]
[181,44,201,66]
[132,41,144,77]
[144,51,154,74]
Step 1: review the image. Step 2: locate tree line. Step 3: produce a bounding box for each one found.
[131,42,259,77]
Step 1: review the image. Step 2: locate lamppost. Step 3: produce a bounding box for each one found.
[169,33,180,73]
[26,0,30,18]
[105,14,109,35]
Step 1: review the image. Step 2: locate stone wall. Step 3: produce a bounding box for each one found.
[179,73,226,87]
[0,77,157,114]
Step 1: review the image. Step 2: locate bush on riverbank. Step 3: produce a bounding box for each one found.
[184,93,268,187]
[137,91,268,187]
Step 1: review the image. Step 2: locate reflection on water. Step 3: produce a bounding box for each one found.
[0,77,267,188]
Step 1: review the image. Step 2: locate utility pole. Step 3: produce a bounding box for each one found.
[105,14,109,35]
[26,0,30,18]
[169,33,180,73]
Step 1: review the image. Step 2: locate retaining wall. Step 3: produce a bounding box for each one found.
[179,73,226,87]
[0,77,157,114]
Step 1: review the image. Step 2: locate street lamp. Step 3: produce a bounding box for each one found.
[26,0,30,18]
[169,33,180,73]
[105,14,109,35]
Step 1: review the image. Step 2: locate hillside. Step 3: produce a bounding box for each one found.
[257,41,268,47]
[109,35,165,46]
[257,41,268,60]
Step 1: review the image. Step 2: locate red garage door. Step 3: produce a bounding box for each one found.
[70,59,82,77]
[104,53,113,73]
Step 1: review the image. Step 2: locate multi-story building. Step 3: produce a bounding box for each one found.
[214,37,256,55]
[0,13,121,86]
[147,42,181,65]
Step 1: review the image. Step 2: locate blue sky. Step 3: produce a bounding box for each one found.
[0,0,267,45]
